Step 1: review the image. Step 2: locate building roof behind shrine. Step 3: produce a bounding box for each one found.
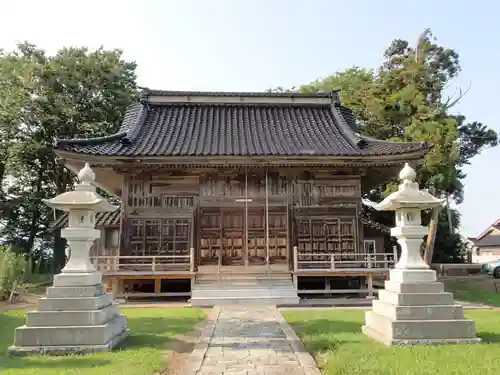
[53,89,430,158]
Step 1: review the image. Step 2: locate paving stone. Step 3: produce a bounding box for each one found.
[187,306,312,375]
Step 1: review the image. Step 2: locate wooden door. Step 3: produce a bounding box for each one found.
[199,207,245,266]
[247,208,288,265]
[221,209,244,265]
[198,206,288,266]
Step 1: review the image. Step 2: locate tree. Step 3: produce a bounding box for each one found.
[0,42,138,272]
[291,29,497,262]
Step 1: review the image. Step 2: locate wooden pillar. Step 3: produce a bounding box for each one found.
[366,272,374,299]
[154,278,161,294]
[110,278,116,295]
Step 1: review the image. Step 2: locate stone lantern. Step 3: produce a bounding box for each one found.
[362,163,481,345]
[9,163,129,356]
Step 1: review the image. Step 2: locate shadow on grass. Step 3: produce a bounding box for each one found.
[0,314,202,370]
[477,331,500,344]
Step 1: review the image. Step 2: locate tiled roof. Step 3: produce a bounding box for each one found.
[54,90,430,158]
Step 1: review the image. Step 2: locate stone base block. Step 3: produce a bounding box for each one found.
[364,311,480,342]
[12,315,127,347]
[362,325,482,346]
[26,303,120,327]
[46,284,104,298]
[36,293,113,311]
[389,269,437,283]
[384,280,444,294]
[378,289,454,306]
[53,272,102,287]
[372,299,465,320]
[8,327,130,356]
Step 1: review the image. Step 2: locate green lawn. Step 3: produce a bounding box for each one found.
[0,307,205,375]
[285,309,500,375]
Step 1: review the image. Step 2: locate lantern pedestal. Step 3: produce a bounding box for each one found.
[8,163,128,356]
[362,268,481,345]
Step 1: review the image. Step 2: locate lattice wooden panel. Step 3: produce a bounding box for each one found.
[126,218,192,262]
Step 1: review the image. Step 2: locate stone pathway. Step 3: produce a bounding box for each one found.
[183,306,321,375]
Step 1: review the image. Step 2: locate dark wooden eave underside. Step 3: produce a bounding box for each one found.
[55,150,429,168]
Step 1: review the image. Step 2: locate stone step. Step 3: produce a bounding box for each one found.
[196,274,292,281]
[13,315,127,347]
[191,288,298,299]
[190,296,300,307]
[384,281,444,294]
[36,293,113,311]
[46,284,104,298]
[26,303,120,327]
[378,289,454,306]
[194,280,293,287]
[53,272,103,287]
[364,311,478,340]
[371,299,465,320]
[389,269,437,283]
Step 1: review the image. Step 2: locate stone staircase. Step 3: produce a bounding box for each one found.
[190,266,300,306]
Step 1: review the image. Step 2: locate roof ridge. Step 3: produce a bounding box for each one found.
[54,102,148,148]
[120,102,149,145]
[140,88,339,99]
[358,134,429,147]
[329,103,364,151]
[53,131,127,147]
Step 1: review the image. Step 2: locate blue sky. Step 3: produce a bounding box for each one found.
[1,0,498,237]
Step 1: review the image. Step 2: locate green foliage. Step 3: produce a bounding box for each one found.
[0,42,138,271]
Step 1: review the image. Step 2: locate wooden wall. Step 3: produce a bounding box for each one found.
[118,167,363,267]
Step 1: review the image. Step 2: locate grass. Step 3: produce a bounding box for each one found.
[0,307,205,375]
[285,309,500,375]
[444,278,500,307]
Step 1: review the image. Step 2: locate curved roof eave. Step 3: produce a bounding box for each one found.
[53,131,128,148]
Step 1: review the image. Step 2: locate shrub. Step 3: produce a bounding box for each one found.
[0,246,28,301]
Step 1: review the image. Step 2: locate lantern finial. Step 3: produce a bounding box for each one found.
[78,163,95,185]
[398,162,416,182]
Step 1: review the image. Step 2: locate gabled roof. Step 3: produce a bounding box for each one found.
[469,220,500,247]
[468,235,500,248]
[472,219,500,241]
[54,90,430,158]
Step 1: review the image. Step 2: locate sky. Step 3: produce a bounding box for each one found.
[0,0,498,238]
